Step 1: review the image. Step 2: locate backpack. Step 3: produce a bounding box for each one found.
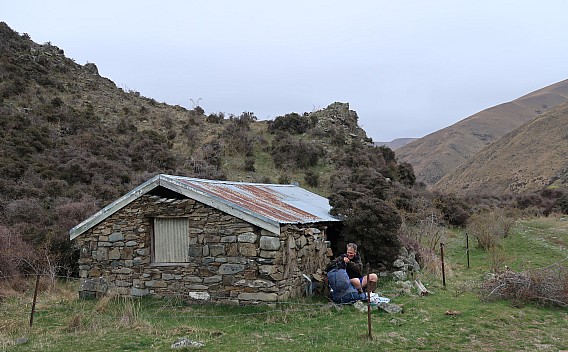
[326,268,366,304]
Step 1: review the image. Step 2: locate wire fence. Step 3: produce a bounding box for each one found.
[0,272,414,351]
[0,273,396,320]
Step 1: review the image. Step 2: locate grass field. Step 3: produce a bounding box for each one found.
[1,216,567,351]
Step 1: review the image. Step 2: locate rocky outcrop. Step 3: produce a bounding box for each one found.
[310,102,372,145]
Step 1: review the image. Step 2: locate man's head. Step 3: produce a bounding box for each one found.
[346,243,357,259]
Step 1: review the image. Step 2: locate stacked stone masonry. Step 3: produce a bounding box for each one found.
[76,195,332,304]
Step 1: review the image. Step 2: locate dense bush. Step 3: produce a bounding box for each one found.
[558,193,568,214]
[277,173,291,184]
[0,225,36,277]
[206,112,225,124]
[304,171,319,187]
[433,193,470,227]
[129,130,176,172]
[397,162,416,187]
[230,111,257,129]
[187,141,226,180]
[243,156,255,172]
[199,141,224,170]
[268,113,314,134]
[514,192,557,216]
[330,191,402,267]
[328,142,410,267]
[541,187,568,215]
[221,112,256,156]
[270,133,324,169]
[515,193,544,209]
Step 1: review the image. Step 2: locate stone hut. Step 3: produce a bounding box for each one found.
[69,174,341,304]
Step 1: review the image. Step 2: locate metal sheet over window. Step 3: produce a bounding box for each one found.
[154,217,189,263]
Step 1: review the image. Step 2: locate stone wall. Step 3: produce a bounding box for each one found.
[75,194,331,304]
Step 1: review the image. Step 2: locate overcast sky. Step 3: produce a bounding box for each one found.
[3,1,568,141]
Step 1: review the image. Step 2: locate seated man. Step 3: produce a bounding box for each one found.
[328,243,378,293]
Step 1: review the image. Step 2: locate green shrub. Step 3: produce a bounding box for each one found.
[221,114,256,156]
[128,130,176,172]
[397,162,416,187]
[331,194,402,267]
[270,133,324,170]
[244,156,255,172]
[558,193,568,214]
[268,113,313,134]
[277,173,291,184]
[206,112,225,123]
[304,171,319,187]
[433,193,470,227]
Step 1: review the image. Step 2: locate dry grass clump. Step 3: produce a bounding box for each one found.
[416,246,453,278]
[467,210,515,250]
[0,275,78,303]
[64,313,84,332]
[117,297,141,326]
[93,294,113,313]
[480,263,568,307]
[0,278,28,301]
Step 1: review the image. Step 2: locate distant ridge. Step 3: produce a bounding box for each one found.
[375,138,417,150]
[396,79,568,185]
[433,101,568,195]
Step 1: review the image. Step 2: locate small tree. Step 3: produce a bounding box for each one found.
[330,191,402,267]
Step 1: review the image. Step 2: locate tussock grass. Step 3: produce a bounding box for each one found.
[1,217,568,351]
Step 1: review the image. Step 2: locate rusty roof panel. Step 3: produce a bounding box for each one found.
[169,175,338,224]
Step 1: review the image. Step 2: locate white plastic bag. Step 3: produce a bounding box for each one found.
[369,292,390,306]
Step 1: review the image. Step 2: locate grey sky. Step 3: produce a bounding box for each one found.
[3,1,568,142]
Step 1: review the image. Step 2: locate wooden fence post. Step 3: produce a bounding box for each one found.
[29,273,40,327]
[466,232,470,269]
[440,243,446,287]
[366,263,372,340]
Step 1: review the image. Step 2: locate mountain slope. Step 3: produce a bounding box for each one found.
[2,21,419,273]
[433,102,568,195]
[375,138,417,150]
[396,79,568,185]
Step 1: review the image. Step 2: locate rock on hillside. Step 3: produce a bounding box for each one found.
[396,79,568,185]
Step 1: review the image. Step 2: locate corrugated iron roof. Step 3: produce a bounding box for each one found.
[171,175,336,223]
[70,174,340,240]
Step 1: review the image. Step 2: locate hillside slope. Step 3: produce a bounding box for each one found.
[396,79,568,185]
[433,102,568,195]
[375,138,417,150]
[2,21,418,272]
